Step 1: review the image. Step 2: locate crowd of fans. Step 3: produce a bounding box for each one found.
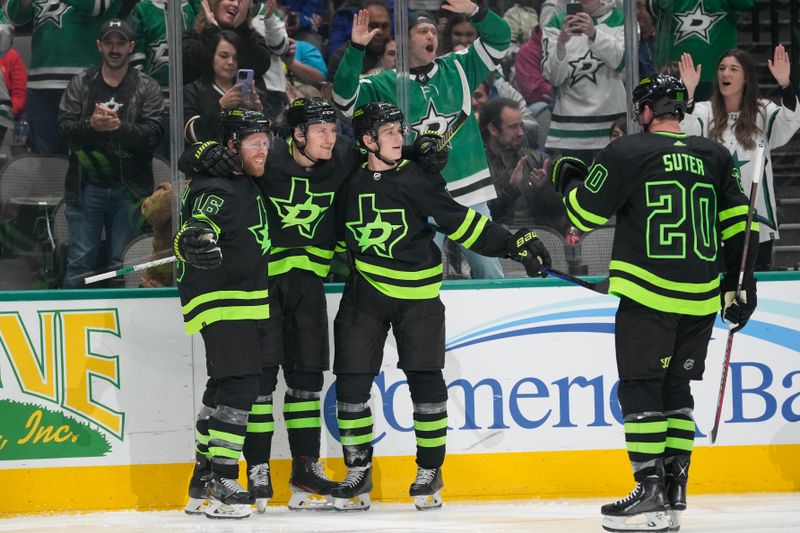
[0,0,796,288]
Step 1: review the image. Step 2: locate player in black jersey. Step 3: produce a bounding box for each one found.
[178,97,450,511]
[330,101,551,512]
[174,109,272,520]
[563,75,759,532]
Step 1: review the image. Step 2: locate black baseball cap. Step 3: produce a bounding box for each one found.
[99,19,134,41]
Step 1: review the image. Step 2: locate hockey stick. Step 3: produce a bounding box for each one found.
[542,268,609,294]
[84,255,177,285]
[710,141,765,444]
[434,62,472,152]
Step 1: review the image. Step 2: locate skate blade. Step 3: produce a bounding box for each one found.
[255,497,269,513]
[602,511,670,532]
[413,491,443,511]
[288,492,334,511]
[204,500,252,520]
[184,497,208,515]
[333,494,371,512]
[667,509,681,531]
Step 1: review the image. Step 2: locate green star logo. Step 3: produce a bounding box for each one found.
[567,49,603,86]
[270,177,334,239]
[345,194,407,259]
[248,196,271,256]
[731,151,749,192]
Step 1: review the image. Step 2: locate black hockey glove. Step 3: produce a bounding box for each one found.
[507,228,551,278]
[720,277,757,333]
[402,130,449,174]
[178,141,242,178]
[174,221,222,269]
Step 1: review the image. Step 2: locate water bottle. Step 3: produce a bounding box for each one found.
[13,119,28,145]
[565,225,581,247]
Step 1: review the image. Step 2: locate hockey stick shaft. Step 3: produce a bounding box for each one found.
[543,268,609,294]
[84,255,177,285]
[435,62,472,152]
[710,141,765,444]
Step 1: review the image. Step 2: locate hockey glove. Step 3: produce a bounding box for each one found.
[402,130,449,174]
[720,278,757,333]
[507,228,552,278]
[178,141,243,178]
[174,221,222,269]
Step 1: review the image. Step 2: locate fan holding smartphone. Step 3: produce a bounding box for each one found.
[237,68,255,96]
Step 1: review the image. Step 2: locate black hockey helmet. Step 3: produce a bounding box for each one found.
[286,97,337,132]
[220,108,271,147]
[632,74,688,121]
[352,101,406,145]
[550,156,589,195]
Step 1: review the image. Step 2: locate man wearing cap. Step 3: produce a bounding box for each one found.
[333,0,512,279]
[58,18,164,288]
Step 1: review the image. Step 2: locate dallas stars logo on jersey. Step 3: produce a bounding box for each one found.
[270,177,334,239]
[346,193,407,259]
[34,0,70,28]
[248,196,271,255]
[568,49,603,85]
[411,100,458,138]
[673,2,725,45]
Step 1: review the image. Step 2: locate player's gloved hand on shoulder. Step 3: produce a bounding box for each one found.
[402,130,449,174]
[178,141,243,178]
[720,278,757,333]
[174,221,222,269]
[507,228,551,277]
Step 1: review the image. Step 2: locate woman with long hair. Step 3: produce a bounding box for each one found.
[680,45,800,270]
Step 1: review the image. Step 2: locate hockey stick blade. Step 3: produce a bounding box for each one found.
[543,268,609,294]
[710,141,765,444]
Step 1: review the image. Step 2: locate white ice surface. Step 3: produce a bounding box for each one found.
[1,493,799,532]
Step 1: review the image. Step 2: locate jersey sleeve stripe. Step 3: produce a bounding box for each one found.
[473,39,501,70]
[449,209,477,241]
[565,189,609,231]
[461,215,488,249]
[718,205,750,222]
[720,220,760,241]
[332,85,361,115]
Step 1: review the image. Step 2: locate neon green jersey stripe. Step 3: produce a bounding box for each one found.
[246,421,275,432]
[208,446,241,459]
[416,436,447,447]
[610,260,720,294]
[462,215,488,249]
[184,304,270,335]
[667,418,695,432]
[208,429,246,445]
[340,434,373,446]
[269,256,330,278]
[624,421,668,434]
[721,221,760,241]
[665,436,694,452]
[195,431,210,445]
[338,417,373,430]
[195,446,210,458]
[450,209,476,241]
[285,417,322,429]
[360,272,441,299]
[284,400,320,412]
[271,246,335,259]
[183,289,269,314]
[626,441,666,454]
[718,205,749,222]
[355,258,442,281]
[250,404,273,415]
[567,189,609,229]
[414,419,448,431]
[609,278,720,316]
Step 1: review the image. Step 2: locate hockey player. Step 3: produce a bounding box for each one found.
[179,97,448,512]
[332,0,512,279]
[563,75,758,532]
[331,101,551,512]
[175,108,272,519]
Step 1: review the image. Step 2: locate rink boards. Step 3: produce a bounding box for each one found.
[0,273,798,514]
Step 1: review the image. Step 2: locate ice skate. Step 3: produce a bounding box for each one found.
[247,463,272,513]
[601,477,670,532]
[409,466,443,511]
[288,457,336,511]
[665,456,689,531]
[184,460,212,515]
[331,464,372,512]
[204,475,253,519]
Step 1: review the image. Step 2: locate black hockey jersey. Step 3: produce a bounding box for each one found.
[564,131,758,315]
[177,174,271,334]
[343,160,512,299]
[259,137,361,278]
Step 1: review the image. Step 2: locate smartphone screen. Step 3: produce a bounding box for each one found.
[566,3,583,15]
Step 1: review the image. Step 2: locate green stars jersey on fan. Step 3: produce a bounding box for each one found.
[343,160,512,300]
[332,8,511,207]
[176,173,270,335]
[564,132,758,316]
[259,137,362,279]
[4,0,121,89]
[128,0,200,92]
[649,0,756,84]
